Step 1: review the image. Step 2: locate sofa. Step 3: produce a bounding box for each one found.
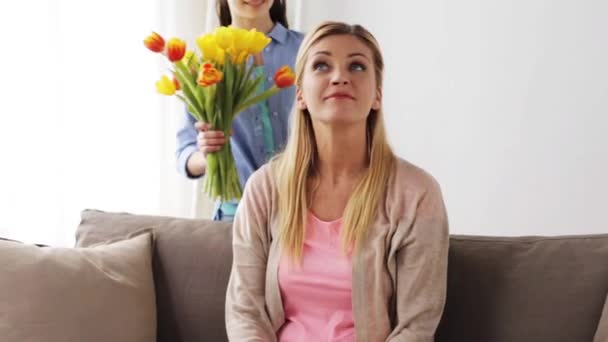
[3,209,608,341]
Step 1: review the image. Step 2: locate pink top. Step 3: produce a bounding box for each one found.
[277,211,355,342]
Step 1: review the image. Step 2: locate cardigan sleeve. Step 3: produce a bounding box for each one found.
[387,176,450,342]
[225,166,277,342]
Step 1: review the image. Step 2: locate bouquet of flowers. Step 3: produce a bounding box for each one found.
[144,27,295,202]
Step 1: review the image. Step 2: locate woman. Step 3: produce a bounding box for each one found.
[226,22,449,341]
[175,0,303,221]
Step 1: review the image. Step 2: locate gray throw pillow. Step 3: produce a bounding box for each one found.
[0,231,156,342]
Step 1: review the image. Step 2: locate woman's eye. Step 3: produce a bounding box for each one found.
[350,62,366,71]
[313,61,329,71]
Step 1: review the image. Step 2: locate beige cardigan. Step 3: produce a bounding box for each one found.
[225,158,449,342]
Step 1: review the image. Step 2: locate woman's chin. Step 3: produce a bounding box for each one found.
[314,115,366,127]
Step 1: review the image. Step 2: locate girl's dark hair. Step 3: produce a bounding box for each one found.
[217,0,289,28]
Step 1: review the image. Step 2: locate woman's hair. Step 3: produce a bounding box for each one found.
[272,21,396,262]
[216,0,289,28]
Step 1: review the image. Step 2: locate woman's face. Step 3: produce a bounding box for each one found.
[227,0,274,21]
[297,34,381,127]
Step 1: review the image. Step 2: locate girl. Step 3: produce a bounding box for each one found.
[176,0,303,221]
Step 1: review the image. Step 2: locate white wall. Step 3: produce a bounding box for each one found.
[156,0,212,220]
[296,0,608,236]
[0,0,163,245]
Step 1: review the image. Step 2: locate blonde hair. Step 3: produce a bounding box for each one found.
[271,21,396,261]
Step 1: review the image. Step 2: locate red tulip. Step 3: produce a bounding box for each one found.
[144,32,165,53]
[166,38,186,62]
[274,65,295,88]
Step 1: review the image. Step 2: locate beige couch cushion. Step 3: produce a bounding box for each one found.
[0,231,156,342]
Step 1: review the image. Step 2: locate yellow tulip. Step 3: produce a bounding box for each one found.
[234,50,249,64]
[215,27,234,51]
[215,48,226,65]
[183,50,194,63]
[248,29,271,55]
[232,28,251,56]
[182,50,198,71]
[156,75,177,95]
[197,34,219,61]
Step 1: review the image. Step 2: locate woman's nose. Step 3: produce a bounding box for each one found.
[330,69,349,85]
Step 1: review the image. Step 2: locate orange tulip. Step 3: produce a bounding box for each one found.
[274,65,295,88]
[197,63,223,87]
[166,38,186,62]
[144,32,165,53]
[172,76,181,91]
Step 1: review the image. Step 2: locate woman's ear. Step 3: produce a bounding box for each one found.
[372,87,382,110]
[296,87,307,110]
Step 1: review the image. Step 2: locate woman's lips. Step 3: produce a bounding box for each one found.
[325,93,355,101]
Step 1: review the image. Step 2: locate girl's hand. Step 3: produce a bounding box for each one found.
[194,121,227,156]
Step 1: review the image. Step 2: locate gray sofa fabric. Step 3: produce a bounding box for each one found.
[76,209,608,342]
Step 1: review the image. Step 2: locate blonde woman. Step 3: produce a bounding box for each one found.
[226,21,449,342]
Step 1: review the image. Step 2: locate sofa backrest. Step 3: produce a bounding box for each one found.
[76,210,608,342]
[77,209,233,342]
[436,235,608,342]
